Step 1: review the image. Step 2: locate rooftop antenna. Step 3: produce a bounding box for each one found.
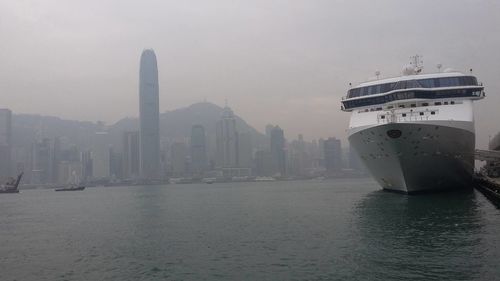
[437,63,442,73]
[375,70,381,79]
[410,54,423,74]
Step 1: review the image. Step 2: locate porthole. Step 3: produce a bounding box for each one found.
[387,129,402,139]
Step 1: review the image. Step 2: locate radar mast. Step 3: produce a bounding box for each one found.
[410,54,423,74]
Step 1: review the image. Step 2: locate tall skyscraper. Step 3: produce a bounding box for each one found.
[270,126,286,176]
[0,109,12,178]
[324,137,342,174]
[139,49,160,179]
[190,125,207,175]
[122,131,140,179]
[216,107,239,168]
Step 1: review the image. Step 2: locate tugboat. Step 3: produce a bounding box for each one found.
[54,184,85,192]
[0,172,23,194]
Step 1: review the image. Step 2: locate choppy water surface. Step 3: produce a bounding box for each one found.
[0,178,498,280]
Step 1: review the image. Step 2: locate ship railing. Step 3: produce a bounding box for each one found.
[378,114,432,124]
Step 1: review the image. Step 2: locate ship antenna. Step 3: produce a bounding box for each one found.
[375,70,381,79]
[437,63,442,73]
[410,54,423,74]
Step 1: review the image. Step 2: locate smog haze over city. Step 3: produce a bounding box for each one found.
[1,0,499,147]
[2,1,500,280]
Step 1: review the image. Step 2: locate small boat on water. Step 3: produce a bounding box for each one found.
[0,173,23,194]
[203,178,216,184]
[54,185,85,192]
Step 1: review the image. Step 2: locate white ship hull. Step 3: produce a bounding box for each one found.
[342,67,484,193]
[349,121,475,193]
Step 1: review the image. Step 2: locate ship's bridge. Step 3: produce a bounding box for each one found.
[341,72,484,111]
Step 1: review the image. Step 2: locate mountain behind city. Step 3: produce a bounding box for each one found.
[12,102,267,152]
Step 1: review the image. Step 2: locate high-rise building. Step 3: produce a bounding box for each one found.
[288,134,309,177]
[31,138,52,184]
[0,109,12,178]
[237,132,253,169]
[81,150,93,181]
[109,148,123,180]
[122,131,140,179]
[139,49,160,179]
[190,125,207,175]
[92,132,110,179]
[254,149,272,176]
[51,137,61,183]
[324,137,342,174]
[216,107,239,168]
[270,126,286,176]
[170,142,188,177]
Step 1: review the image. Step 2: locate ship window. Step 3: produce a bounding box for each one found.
[422,103,429,106]
[433,78,441,87]
[381,115,385,119]
[434,102,442,105]
[376,107,382,111]
[450,101,455,105]
[406,80,421,88]
[380,83,392,93]
[444,101,448,105]
[410,104,416,108]
[418,78,435,88]
[348,88,361,98]
[439,77,460,87]
[431,111,436,115]
[419,112,424,116]
[402,113,407,117]
[387,106,394,109]
[399,104,405,108]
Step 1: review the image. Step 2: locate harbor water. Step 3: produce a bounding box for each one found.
[0,178,499,280]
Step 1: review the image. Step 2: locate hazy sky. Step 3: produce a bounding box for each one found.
[1,0,499,147]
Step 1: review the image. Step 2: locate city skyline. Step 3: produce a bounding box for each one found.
[1,1,499,148]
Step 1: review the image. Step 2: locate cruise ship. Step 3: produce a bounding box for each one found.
[341,56,485,193]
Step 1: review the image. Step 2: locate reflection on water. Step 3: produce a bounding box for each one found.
[352,189,485,280]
